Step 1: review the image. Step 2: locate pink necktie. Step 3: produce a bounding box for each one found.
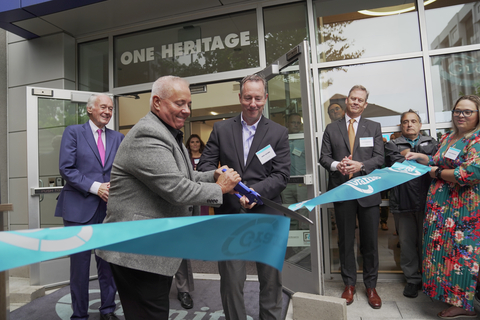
[97,129,105,166]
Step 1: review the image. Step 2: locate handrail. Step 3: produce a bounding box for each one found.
[30,187,63,196]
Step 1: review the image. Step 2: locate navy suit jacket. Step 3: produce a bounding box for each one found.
[55,121,124,223]
[319,116,384,207]
[197,115,290,215]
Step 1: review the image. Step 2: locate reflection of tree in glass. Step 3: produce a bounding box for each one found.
[320,22,364,62]
[459,83,480,98]
[38,100,88,129]
[318,22,365,88]
[265,28,307,65]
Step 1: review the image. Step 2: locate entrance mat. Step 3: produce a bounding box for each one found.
[11,278,290,319]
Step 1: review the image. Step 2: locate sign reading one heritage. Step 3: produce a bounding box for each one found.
[120,31,251,65]
[114,11,259,87]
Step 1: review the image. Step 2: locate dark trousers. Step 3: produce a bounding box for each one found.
[395,210,424,284]
[218,260,282,320]
[64,211,117,320]
[175,259,194,293]
[110,263,173,320]
[334,200,380,288]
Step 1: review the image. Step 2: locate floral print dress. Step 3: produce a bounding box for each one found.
[423,130,480,311]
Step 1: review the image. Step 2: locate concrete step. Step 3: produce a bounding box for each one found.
[9,277,45,304]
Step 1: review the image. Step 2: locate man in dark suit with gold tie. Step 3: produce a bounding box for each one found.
[319,85,384,309]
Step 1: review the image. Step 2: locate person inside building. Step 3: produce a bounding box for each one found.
[319,85,384,309]
[55,93,124,320]
[197,74,290,320]
[96,75,241,320]
[186,134,210,216]
[186,134,206,171]
[327,102,345,122]
[327,103,346,230]
[406,95,480,319]
[384,109,437,298]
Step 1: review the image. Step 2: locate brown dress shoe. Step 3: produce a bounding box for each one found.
[341,285,356,305]
[366,288,382,309]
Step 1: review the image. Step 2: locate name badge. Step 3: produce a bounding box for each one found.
[292,148,302,157]
[360,137,374,147]
[445,147,460,160]
[256,144,276,165]
[194,158,200,165]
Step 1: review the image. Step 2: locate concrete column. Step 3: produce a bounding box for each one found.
[0,27,9,320]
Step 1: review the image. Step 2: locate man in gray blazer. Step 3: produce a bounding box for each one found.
[320,85,384,309]
[96,76,241,320]
[198,74,290,320]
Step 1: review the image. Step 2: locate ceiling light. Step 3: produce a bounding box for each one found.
[210,111,218,115]
[359,0,436,16]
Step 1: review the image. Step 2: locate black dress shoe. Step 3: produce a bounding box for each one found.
[403,282,421,298]
[100,312,119,320]
[178,292,193,309]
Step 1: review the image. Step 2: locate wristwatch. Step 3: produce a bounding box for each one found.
[435,167,443,179]
[360,164,366,173]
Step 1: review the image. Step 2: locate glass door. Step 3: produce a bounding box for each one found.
[260,41,323,294]
[26,88,115,286]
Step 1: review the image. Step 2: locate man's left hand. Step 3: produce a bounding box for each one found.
[98,182,110,202]
[341,158,363,176]
[239,188,256,209]
[214,165,229,181]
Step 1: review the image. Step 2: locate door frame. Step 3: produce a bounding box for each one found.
[258,41,323,295]
[26,87,115,286]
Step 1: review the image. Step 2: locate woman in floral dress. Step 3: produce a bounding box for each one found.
[406,95,480,319]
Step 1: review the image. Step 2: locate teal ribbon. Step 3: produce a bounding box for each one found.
[289,160,431,211]
[0,160,431,273]
[0,214,290,272]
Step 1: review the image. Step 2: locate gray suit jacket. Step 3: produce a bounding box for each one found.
[197,115,290,214]
[319,116,384,207]
[97,111,222,276]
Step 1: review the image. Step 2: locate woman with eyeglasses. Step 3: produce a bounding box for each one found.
[406,95,480,319]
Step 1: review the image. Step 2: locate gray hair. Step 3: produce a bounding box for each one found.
[87,93,111,109]
[150,75,190,106]
[400,109,421,123]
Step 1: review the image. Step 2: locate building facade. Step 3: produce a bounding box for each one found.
[1,0,480,293]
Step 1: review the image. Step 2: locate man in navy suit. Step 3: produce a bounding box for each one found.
[198,74,290,320]
[320,85,384,309]
[55,93,124,320]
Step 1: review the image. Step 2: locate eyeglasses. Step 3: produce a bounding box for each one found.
[452,109,479,117]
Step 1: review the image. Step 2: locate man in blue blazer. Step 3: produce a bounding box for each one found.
[55,93,124,320]
[320,85,384,309]
[198,74,290,320]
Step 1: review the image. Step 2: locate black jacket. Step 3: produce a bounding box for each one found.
[385,135,438,213]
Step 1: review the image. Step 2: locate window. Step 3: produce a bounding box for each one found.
[430,50,480,122]
[78,38,109,92]
[263,3,308,64]
[114,11,259,87]
[319,58,428,129]
[426,0,480,50]
[314,0,421,63]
